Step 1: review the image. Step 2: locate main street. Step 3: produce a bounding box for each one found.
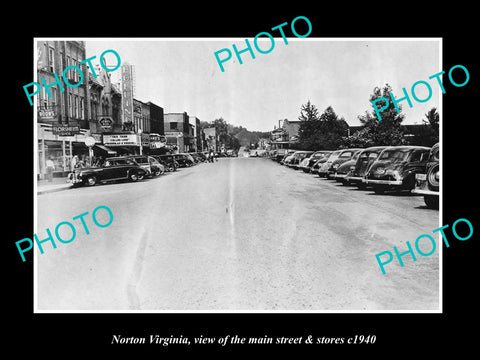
[36,157,439,311]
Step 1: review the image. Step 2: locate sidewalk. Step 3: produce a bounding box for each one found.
[37,177,74,195]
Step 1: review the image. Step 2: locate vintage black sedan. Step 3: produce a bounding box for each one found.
[345,146,390,189]
[67,157,148,186]
[333,150,361,184]
[364,146,431,194]
[412,142,439,208]
[152,154,179,172]
[327,148,362,179]
[174,153,195,167]
[287,151,314,169]
[299,151,332,173]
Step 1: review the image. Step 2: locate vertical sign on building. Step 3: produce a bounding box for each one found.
[121,63,135,126]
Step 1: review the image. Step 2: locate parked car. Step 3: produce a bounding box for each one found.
[299,151,332,173]
[148,156,165,176]
[151,154,178,172]
[67,156,147,186]
[345,146,390,189]
[333,150,362,184]
[280,150,297,165]
[287,151,314,169]
[249,149,267,157]
[127,155,165,177]
[268,150,278,160]
[326,148,362,179]
[190,152,205,163]
[364,146,431,194]
[174,153,195,167]
[318,150,342,177]
[412,142,439,208]
[274,149,288,162]
[310,153,332,175]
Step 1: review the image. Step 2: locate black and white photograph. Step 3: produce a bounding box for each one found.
[32,38,441,312]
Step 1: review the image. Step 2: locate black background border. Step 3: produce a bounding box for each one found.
[7,6,476,355]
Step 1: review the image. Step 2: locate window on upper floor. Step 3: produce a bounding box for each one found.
[74,95,78,119]
[80,97,84,120]
[48,46,55,72]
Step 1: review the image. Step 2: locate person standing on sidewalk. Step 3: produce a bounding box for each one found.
[45,157,55,182]
[70,155,79,171]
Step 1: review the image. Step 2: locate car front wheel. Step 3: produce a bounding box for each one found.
[129,173,139,182]
[85,175,97,186]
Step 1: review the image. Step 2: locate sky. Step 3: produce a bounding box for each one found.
[84,38,441,132]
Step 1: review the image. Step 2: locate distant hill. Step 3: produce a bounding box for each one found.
[231,127,270,148]
[199,120,270,150]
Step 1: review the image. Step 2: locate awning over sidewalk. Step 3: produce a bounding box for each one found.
[94,144,117,155]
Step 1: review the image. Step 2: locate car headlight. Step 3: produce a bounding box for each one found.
[350,165,356,171]
[332,164,339,169]
[375,167,385,175]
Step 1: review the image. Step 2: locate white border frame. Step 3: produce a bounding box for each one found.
[33,37,443,314]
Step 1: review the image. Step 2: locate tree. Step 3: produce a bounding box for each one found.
[297,101,349,150]
[298,99,319,122]
[343,84,406,147]
[422,107,439,145]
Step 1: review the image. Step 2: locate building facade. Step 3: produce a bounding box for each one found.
[164,112,190,153]
[36,40,93,179]
[148,102,164,135]
[189,116,202,152]
[269,119,301,150]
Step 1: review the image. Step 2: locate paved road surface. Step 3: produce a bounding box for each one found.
[36,157,439,311]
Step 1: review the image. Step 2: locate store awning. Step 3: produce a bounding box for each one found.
[94,144,117,155]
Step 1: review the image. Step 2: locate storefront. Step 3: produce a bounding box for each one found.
[103,133,143,156]
[37,123,94,179]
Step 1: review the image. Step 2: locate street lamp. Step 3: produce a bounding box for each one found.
[138,128,143,155]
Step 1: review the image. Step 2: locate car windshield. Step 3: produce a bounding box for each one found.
[339,151,353,158]
[379,149,410,161]
[328,151,341,160]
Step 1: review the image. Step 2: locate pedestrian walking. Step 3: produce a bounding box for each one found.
[45,157,55,182]
[70,155,79,171]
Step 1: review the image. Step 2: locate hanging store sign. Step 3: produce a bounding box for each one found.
[149,134,167,149]
[38,108,56,119]
[97,116,114,131]
[141,133,150,147]
[52,124,80,136]
[103,134,140,146]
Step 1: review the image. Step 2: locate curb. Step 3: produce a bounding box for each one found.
[37,184,73,195]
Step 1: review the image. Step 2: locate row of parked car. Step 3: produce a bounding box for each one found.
[267,144,440,209]
[67,152,206,187]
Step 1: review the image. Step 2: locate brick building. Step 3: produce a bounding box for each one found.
[36,40,93,179]
[164,112,190,153]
